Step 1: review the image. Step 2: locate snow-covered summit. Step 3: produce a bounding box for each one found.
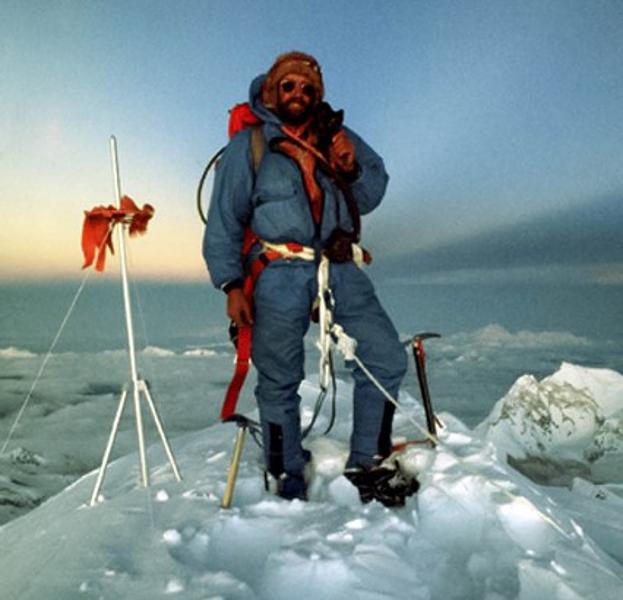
[0,363,622,599]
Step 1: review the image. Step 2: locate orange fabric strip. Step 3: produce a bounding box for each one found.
[81,196,154,272]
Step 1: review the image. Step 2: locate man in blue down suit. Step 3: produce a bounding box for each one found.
[204,51,417,506]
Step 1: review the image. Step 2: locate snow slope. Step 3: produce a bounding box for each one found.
[0,364,622,599]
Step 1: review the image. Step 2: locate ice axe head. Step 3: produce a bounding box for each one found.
[412,332,441,344]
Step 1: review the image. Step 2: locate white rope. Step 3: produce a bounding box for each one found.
[330,323,439,447]
[316,255,333,393]
[1,272,91,455]
[315,256,436,446]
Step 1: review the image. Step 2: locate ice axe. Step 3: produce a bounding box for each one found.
[221,413,261,508]
[409,332,442,446]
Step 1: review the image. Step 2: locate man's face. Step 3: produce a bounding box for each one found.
[275,73,316,125]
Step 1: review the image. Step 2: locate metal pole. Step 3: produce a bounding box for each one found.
[133,385,149,486]
[90,390,128,506]
[109,135,149,486]
[110,136,140,384]
[141,382,182,482]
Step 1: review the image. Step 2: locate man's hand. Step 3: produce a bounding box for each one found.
[227,288,254,328]
[330,129,356,174]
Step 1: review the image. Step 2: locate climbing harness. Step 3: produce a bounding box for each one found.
[220,233,316,421]
[219,246,443,506]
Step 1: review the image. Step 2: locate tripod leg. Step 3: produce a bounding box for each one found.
[221,425,247,509]
[90,390,128,506]
[133,383,149,487]
[141,383,182,482]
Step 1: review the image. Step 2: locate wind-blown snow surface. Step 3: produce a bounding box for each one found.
[0,363,622,599]
[3,322,621,525]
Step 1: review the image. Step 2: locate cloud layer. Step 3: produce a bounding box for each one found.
[377,194,623,283]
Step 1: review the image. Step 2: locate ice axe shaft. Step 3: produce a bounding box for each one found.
[220,414,259,509]
[221,426,246,509]
[411,332,440,446]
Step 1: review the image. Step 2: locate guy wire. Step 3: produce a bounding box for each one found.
[1,271,91,456]
[0,217,120,456]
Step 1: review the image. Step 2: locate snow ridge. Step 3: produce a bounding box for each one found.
[0,363,622,599]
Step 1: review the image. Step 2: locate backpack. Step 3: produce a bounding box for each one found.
[196,103,264,224]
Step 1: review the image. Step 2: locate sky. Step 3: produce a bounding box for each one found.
[1,0,622,283]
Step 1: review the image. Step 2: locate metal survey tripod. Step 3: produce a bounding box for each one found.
[89,136,182,506]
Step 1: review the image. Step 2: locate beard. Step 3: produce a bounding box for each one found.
[276,97,315,126]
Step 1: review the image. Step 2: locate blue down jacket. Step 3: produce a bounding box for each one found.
[202,75,405,476]
[203,74,389,288]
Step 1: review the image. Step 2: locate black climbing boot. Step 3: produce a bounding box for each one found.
[264,449,312,501]
[344,464,419,507]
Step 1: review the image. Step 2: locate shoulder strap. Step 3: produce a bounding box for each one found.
[250,126,265,174]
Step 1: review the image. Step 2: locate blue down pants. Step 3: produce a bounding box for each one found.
[252,260,408,477]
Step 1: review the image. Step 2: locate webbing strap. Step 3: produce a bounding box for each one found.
[220,235,313,420]
[261,240,315,261]
[250,126,265,173]
[221,325,252,419]
[220,254,265,420]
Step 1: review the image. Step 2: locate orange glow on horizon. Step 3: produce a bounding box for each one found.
[1,215,209,282]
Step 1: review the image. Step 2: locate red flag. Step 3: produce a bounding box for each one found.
[81,196,154,272]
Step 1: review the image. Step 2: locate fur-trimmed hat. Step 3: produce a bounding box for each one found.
[261,51,324,109]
